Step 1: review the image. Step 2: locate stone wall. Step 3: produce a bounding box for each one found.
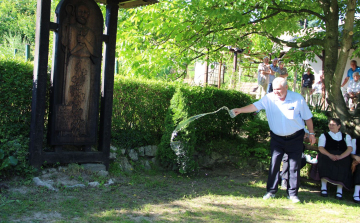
[110,145,245,172]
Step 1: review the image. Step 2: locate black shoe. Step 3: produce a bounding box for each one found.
[281,179,287,189]
[320,190,328,197]
[353,196,360,204]
[335,192,342,200]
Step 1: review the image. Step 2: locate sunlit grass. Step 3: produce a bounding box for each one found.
[2,170,360,222]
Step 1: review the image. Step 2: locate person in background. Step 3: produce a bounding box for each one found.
[343,72,360,111]
[317,118,353,200]
[257,56,271,98]
[301,68,315,103]
[278,61,288,79]
[231,77,316,203]
[268,58,280,93]
[310,73,324,107]
[341,60,360,88]
[350,137,360,204]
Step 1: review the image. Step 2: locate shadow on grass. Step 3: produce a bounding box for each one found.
[3,167,360,222]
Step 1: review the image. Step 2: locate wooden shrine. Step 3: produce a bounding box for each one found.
[29,0,158,170]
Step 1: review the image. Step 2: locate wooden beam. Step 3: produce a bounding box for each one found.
[98,0,119,170]
[29,0,52,169]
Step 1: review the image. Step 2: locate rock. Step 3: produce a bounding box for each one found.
[198,155,215,168]
[109,152,117,160]
[66,184,86,188]
[97,170,109,177]
[128,149,138,161]
[110,145,117,152]
[120,149,126,155]
[137,147,145,156]
[118,157,133,172]
[88,182,100,187]
[81,164,106,173]
[211,152,222,161]
[145,145,157,157]
[33,177,57,191]
[57,166,68,172]
[151,157,156,165]
[105,179,115,186]
[140,160,151,170]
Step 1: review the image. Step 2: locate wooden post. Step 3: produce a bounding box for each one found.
[25,45,30,61]
[29,0,52,169]
[98,0,119,170]
[218,60,222,89]
[204,54,208,86]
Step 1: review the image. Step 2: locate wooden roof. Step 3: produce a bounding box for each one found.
[95,0,158,8]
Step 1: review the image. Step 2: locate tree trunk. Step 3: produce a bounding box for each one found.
[323,0,357,136]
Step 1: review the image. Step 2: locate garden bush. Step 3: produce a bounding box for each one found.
[111,76,182,149]
[0,58,34,177]
[157,86,254,173]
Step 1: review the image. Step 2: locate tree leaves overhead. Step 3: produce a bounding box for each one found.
[116,0,342,79]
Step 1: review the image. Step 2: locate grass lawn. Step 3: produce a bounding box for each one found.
[1,166,359,222]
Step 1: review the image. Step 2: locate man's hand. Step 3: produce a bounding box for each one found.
[232,108,241,116]
[308,134,316,145]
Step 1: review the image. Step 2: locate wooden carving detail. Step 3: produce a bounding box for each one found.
[49,0,103,145]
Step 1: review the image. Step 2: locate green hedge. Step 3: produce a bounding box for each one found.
[157,86,254,173]
[111,76,182,148]
[0,58,34,176]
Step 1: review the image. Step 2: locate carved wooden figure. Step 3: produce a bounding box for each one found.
[49,0,103,145]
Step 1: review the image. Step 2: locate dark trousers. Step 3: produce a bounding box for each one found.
[268,130,305,196]
[280,152,307,181]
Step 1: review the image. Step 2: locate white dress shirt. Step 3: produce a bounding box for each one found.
[351,139,358,154]
[347,80,360,93]
[312,81,322,94]
[318,131,352,148]
[253,90,313,136]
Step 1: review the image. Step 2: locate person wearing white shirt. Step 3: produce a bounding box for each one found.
[231,77,316,203]
[344,72,360,110]
[310,74,324,107]
[317,118,353,200]
[257,57,271,98]
[351,138,360,203]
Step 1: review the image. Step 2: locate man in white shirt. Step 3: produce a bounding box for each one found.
[344,72,360,111]
[232,77,316,203]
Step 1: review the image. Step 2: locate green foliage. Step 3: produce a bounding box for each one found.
[0,58,35,177]
[0,149,18,173]
[0,58,33,140]
[311,110,329,136]
[237,110,270,162]
[111,76,181,149]
[158,86,253,173]
[0,0,36,55]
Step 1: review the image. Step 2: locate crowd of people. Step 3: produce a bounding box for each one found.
[231,59,360,204]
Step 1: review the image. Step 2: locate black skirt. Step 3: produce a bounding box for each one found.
[318,150,353,189]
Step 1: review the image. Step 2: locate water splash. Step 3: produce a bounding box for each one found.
[170,106,235,172]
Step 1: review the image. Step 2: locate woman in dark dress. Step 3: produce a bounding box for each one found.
[351,138,360,203]
[318,118,353,200]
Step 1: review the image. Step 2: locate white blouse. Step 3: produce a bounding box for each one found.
[351,139,358,154]
[318,131,352,148]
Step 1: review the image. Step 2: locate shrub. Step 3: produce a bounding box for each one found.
[111,76,181,149]
[0,58,34,177]
[158,86,254,173]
